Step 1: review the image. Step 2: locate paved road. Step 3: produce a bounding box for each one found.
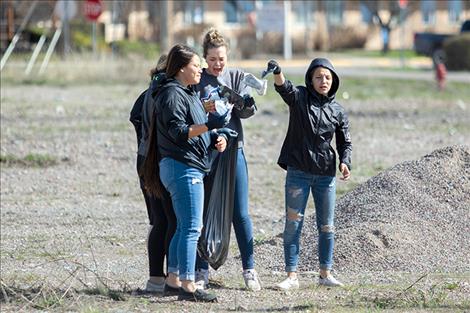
[232,57,470,83]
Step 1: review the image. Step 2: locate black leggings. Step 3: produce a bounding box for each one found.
[137,155,176,277]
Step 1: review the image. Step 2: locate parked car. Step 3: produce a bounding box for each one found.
[414,20,470,57]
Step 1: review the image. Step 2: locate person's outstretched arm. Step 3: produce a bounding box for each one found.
[268,60,298,107]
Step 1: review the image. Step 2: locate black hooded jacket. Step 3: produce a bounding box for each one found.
[275,58,352,176]
[128,72,167,157]
[155,78,221,173]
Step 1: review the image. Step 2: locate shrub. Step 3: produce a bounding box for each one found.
[70,21,108,53]
[443,33,470,71]
[328,26,368,51]
[292,33,315,54]
[234,28,257,59]
[173,23,212,52]
[113,40,159,59]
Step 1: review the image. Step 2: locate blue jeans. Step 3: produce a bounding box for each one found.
[197,148,255,270]
[283,166,336,272]
[159,157,205,281]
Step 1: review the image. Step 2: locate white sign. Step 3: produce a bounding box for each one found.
[105,24,126,43]
[55,0,77,21]
[256,3,284,33]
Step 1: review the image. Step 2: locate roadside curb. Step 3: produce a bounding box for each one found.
[231,56,433,70]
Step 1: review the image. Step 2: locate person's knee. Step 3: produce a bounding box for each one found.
[233,208,251,225]
[287,207,303,222]
[320,224,335,233]
[284,207,303,235]
[186,223,202,237]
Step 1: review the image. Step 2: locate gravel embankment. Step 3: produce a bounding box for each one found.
[256,145,470,275]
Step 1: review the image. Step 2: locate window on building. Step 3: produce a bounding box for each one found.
[448,0,462,23]
[182,0,204,25]
[292,1,315,26]
[325,0,343,26]
[421,0,436,25]
[360,2,373,24]
[224,0,255,24]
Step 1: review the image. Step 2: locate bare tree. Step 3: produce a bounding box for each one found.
[362,0,405,54]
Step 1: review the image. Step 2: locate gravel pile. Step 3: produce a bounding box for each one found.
[256,145,470,274]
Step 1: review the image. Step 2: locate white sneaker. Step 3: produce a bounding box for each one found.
[194,269,209,290]
[243,269,261,291]
[275,276,299,290]
[145,279,165,293]
[318,275,344,287]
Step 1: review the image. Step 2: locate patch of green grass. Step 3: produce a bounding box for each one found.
[338,49,419,59]
[0,153,60,168]
[83,286,126,301]
[24,285,67,310]
[33,296,64,310]
[253,233,270,246]
[258,75,470,103]
[342,78,470,102]
[80,306,103,313]
[114,40,160,59]
[336,182,359,198]
[366,281,468,310]
[443,282,459,291]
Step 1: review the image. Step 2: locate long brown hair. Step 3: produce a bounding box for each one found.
[140,113,165,198]
[166,44,198,78]
[140,44,198,198]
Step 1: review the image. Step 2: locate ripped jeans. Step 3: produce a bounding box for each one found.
[283,166,336,272]
[159,157,205,281]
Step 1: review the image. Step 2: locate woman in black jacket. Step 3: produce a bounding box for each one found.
[142,44,228,302]
[129,54,176,293]
[266,58,352,290]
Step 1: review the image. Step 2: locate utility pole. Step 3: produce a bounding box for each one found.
[283,0,292,60]
[63,0,70,54]
[160,0,173,53]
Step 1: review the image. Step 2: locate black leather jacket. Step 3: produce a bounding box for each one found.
[155,78,221,173]
[275,58,352,176]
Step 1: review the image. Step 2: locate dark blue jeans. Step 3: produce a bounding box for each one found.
[283,166,336,272]
[197,148,255,270]
[159,157,205,281]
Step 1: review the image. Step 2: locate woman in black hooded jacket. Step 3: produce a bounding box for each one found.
[129,54,176,293]
[266,58,352,290]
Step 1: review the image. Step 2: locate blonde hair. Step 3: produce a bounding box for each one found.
[202,28,228,58]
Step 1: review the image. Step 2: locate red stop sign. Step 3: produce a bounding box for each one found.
[398,0,408,9]
[84,0,103,21]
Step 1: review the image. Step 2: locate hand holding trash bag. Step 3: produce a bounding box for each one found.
[214,136,227,152]
[262,59,282,78]
[243,95,255,108]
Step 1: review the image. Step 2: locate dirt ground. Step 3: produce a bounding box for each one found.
[1,78,469,312]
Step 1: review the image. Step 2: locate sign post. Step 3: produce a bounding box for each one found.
[84,0,103,55]
[398,0,408,67]
[55,0,77,54]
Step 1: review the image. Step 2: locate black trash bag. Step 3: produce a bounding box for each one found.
[198,128,238,270]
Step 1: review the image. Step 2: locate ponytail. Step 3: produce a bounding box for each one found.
[139,112,165,198]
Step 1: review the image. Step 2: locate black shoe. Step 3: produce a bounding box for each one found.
[163,284,180,296]
[177,287,217,302]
